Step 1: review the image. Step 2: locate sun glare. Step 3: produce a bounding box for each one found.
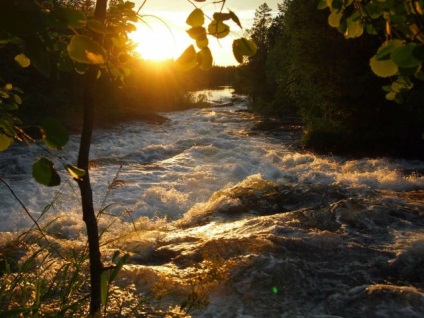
[130,20,180,61]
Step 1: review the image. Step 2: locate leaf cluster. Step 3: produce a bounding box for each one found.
[176,3,257,71]
[319,0,424,103]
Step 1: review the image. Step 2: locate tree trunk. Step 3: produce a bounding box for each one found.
[77,0,108,315]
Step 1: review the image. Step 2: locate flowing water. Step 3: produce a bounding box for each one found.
[1,87,424,317]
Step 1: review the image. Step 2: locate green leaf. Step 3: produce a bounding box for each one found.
[318,0,328,9]
[186,8,204,27]
[176,45,198,71]
[208,20,230,38]
[391,43,423,68]
[233,38,257,63]
[385,91,397,101]
[197,47,213,71]
[375,40,403,60]
[32,158,61,187]
[0,134,12,151]
[344,16,363,38]
[101,271,109,306]
[370,55,398,77]
[13,94,22,105]
[67,35,106,65]
[41,118,69,150]
[328,11,343,28]
[15,53,30,68]
[65,165,86,179]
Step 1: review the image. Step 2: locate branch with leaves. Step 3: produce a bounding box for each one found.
[319,0,424,103]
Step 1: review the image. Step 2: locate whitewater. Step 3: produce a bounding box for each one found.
[1,87,424,317]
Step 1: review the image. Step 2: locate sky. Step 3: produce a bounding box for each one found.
[129,0,281,66]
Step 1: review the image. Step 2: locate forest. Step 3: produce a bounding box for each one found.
[240,1,424,159]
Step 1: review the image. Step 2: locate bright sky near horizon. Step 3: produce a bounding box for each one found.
[130,0,281,66]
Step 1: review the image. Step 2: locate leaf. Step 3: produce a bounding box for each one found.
[375,40,403,60]
[41,118,69,150]
[186,8,204,27]
[176,45,198,71]
[318,0,328,9]
[197,47,213,71]
[187,27,206,40]
[370,55,398,77]
[344,16,363,38]
[328,11,343,28]
[196,36,209,49]
[13,94,22,105]
[0,134,12,151]
[208,20,230,38]
[32,158,61,187]
[67,35,106,65]
[15,53,30,68]
[213,12,231,21]
[65,165,86,179]
[229,11,242,29]
[101,271,109,306]
[232,38,257,63]
[391,43,423,68]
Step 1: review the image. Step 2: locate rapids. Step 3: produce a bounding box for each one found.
[1,87,424,317]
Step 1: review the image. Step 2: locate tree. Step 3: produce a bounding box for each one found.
[242,3,273,108]
[319,0,424,103]
[0,0,255,315]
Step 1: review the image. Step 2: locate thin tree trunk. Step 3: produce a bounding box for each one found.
[77,0,108,315]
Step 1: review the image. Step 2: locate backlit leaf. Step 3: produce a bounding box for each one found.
[197,47,213,71]
[213,12,231,21]
[186,8,204,27]
[14,53,30,68]
[67,35,106,65]
[32,158,61,187]
[196,35,209,49]
[208,20,230,38]
[232,38,257,63]
[229,11,242,29]
[0,134,12,151]
[176,45,197,71]
[187,27,206,40]
[41,118,69,150]
[65,164,86,179]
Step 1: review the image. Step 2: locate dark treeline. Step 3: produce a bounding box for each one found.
[0,40,236,130]
[238,1,424,159]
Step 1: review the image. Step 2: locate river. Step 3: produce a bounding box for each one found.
[1,87,424,317]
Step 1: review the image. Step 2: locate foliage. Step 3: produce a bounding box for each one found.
[240,0,424,158]
[319,0,424,103]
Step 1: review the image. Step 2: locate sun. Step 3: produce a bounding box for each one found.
[130,20,180,61]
